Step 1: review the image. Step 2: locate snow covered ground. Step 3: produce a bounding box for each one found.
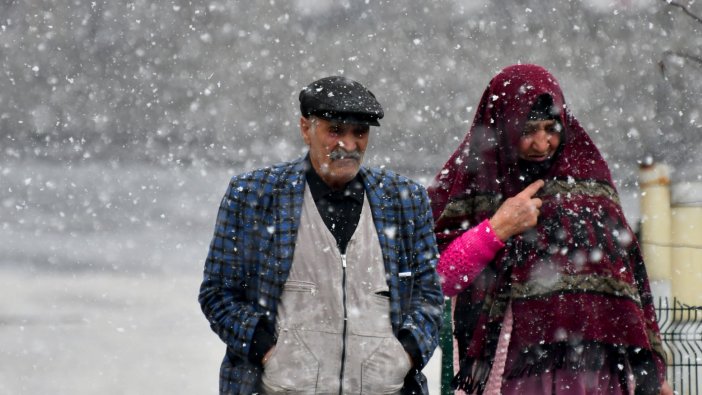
[0,161,442,394]
[0,270,221,394]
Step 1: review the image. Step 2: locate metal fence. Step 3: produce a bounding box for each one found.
[656,298,702,395]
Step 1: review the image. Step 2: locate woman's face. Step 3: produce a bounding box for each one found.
[517,119,562,162]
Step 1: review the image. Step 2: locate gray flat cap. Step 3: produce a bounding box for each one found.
[299,76,384,126]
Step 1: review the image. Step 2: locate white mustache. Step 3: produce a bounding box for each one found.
[329,149,362,161]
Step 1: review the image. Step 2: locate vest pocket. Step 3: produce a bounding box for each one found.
[360,336,411,394]
[350,287,394,336]
[275,280,320,328]
[261,328,320,392]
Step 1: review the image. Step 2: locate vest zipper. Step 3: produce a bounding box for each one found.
[338,253,348,395]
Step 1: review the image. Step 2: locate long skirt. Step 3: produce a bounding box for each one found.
[454,301,634,395]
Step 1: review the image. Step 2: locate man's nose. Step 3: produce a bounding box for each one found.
[337,135,357,151]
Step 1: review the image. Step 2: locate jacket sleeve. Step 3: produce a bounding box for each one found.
[198,176,266,362]
[399,184,445,370]
[437,219,505,297]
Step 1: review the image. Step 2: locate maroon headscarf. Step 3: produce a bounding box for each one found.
[428,65,665,394]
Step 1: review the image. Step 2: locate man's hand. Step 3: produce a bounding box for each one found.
[489,180,544,242]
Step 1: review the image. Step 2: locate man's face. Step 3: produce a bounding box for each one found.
[300,116,370,189]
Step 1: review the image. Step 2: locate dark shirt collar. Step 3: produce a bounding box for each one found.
[304,154,364,204]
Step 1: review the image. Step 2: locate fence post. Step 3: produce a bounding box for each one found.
[440,297,453,395]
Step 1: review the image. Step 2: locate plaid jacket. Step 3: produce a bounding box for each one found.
[199,156,443,394]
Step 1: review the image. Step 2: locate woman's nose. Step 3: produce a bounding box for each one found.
[532,130,551,151]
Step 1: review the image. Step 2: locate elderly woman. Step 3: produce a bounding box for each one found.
[428,64,671,395]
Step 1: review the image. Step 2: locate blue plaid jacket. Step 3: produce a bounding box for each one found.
[199,156,443,394]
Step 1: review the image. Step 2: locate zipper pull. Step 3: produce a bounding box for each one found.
[341,254,347,268]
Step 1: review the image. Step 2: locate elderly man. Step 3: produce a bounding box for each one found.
[199,76,443,394]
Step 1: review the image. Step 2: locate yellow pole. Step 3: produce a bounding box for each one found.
[638,163,672,300]
[670,182,702,306]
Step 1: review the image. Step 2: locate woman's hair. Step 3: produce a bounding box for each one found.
[527,94,559,121]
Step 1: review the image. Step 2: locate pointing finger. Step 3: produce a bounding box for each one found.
[517,179,545,199]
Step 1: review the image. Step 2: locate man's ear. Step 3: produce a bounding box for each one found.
[300,116,312,146]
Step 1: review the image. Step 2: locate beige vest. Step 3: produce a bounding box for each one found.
[260,185,410,394]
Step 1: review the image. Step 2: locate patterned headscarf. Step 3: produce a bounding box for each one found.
[428,65,665,394]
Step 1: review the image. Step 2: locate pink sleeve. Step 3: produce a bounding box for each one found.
[437,219,505,297]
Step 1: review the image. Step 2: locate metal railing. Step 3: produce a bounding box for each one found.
[656,297,702,395]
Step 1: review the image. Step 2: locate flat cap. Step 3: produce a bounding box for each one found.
[299,76,384,126]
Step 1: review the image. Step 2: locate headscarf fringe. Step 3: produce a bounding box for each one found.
[451,357,490,393]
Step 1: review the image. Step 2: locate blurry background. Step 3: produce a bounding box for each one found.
[1,0,701,393]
